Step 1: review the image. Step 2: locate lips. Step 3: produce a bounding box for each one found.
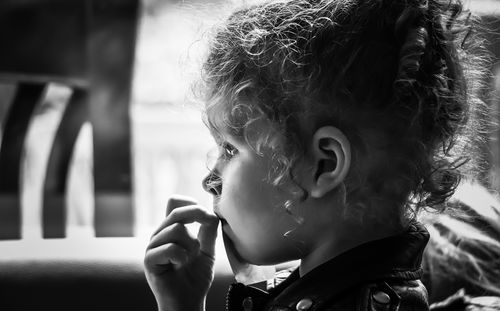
[213,210,228,229]
[213,202,226,225]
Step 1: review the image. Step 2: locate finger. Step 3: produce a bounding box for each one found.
[145,243,189,271]
[164,205,219,257]
[166,205,218,227]
[166,195,198,216]
[151,195,199,238]
[151,205,217,238]
[148,223,201,258]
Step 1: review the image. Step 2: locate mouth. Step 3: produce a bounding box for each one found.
[213,209,227,225]
[218,216,228,226]
[213,201,227,225]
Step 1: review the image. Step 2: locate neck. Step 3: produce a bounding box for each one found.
[298,222,403,277]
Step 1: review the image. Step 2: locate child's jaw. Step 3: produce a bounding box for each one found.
[223,231,275,285]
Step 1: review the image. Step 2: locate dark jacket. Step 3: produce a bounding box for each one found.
[225,222,430,311]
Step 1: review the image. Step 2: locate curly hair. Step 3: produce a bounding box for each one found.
[201,0,491,225]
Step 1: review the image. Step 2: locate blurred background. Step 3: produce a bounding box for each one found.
[0,0,230,243]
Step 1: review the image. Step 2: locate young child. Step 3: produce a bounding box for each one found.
[144,0,490,310]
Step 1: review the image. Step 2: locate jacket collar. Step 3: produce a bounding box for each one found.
[226,221,429,311]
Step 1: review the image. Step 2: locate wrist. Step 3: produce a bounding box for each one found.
[157,298,205,311]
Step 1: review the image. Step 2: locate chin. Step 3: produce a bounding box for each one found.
[234,246,269,265]
[237,246,297,266]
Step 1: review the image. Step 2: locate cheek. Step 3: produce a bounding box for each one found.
[220,168,265,221]
[219,157,267,207]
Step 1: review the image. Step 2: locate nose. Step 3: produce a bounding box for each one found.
[202,170,222,196]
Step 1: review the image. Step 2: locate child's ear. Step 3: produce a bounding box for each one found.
[310,126,351,198]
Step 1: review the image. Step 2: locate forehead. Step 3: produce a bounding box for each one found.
[204,108,241,144]
[204,95,258,140]
[205,105,285,152]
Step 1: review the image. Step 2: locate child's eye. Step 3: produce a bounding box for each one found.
[221,142,238,159]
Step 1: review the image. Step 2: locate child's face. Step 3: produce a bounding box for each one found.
[203,130,304,265]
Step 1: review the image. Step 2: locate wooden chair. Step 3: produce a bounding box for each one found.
[0,0,140,239]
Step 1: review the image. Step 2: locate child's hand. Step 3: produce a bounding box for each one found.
[144,196,219,311]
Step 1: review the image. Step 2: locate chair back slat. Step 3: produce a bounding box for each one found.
[43,89,88,238]
[0,83,46,239]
